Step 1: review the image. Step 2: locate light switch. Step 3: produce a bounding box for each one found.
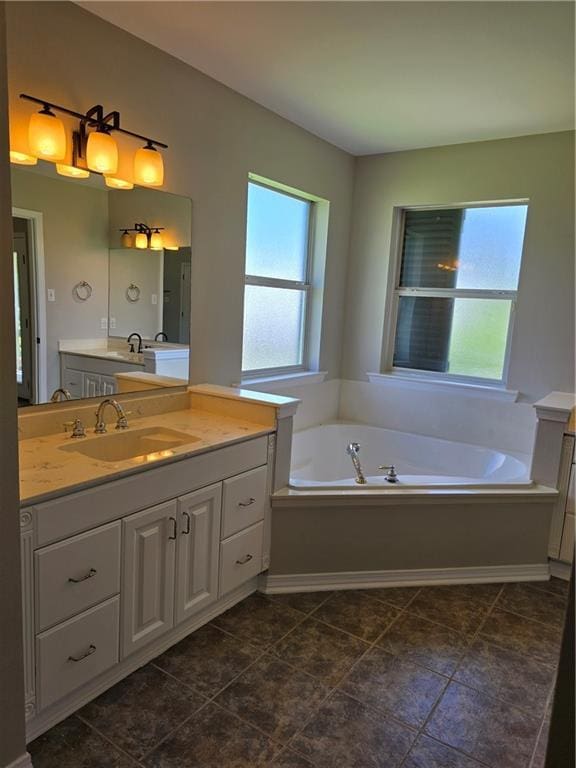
[109,317,116,329]
[151,294,158,305]
[100,318,108,330]
[47,288,55,302]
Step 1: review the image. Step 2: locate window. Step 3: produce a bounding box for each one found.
[389,203,528,383]
[242,181,312,375]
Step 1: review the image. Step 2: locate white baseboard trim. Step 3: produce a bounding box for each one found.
[260,563,550,593]
[3,754,33,768]
[549,559,572,581]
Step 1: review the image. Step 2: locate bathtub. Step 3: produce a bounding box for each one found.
[290,423,531,489]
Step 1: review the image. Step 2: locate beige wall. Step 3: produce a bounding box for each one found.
[5,1,355,387]
[11,168,110,396]
[0,3,28,765]
[343,132,575,402]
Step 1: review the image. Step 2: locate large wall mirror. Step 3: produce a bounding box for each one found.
[11,162,192,407]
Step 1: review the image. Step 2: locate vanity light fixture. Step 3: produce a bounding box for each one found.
[134,141,164,187]
[10,150,37,165]
[18,94,167,185]
[56,163,90,179]
[28,105,67,161]
[120,223,166,249]
[105,176,134,190]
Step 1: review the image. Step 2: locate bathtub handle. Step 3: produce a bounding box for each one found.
[238,498,256,507]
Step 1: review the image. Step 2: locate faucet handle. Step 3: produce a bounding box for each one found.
[64,419,86,438]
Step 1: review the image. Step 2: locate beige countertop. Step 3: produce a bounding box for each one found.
[19,407,273,506]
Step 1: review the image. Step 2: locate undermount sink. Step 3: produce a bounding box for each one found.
[60,427,200,463]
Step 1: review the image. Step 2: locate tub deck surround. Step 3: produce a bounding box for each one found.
[18,386,299,505]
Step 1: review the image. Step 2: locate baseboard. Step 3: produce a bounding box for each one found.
[3,754,33,768]
[549,559,572,581]
[260,563,550,593]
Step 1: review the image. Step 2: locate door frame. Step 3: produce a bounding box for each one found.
[12,207,47,403]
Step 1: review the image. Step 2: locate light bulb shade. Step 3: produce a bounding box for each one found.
[150,231,163,250]
[28,111,66,161]
[105,176,134,190]
[10,151,37,166]
[121,231,133,248]
[134,145,164,187]
[56,163,90,179]
[134,232,148,249]
[86,131,118,174]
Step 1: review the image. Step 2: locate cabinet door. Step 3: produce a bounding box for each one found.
[559,465,575,563]
[175,484,222,625]
[122,500,177,657]
[83,372,101,398]
[100,374,117,396]
[62,367,84,399]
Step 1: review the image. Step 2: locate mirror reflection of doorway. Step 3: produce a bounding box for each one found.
[13,218,34,405]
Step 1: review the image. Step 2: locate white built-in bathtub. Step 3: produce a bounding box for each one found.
[290,423,531,489]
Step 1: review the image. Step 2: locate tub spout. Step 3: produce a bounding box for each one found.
[347,442,367,485]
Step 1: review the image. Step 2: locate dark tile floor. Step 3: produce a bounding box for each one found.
[29,579,569,768]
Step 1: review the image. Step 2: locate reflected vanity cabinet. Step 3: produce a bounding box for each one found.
[20,433,274,738]
[549,432,575,563]
[60,353,142,399]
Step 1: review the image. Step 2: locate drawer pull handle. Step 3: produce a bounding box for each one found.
[182,511,191,535]
[236,554,253,565]
[68,568,97,584]
[238,498,256,508]
[68,644,96,662]
[168,517,178,540]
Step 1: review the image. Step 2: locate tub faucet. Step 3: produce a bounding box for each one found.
[347,442,367,485]
[379,464,399,483]
[94,399,129,433]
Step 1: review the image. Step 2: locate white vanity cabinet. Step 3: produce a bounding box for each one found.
[60,353,143,398]
[21,433,274,740]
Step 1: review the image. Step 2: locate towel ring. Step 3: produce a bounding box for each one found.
[125,283,141,303]
[72,281,92,301]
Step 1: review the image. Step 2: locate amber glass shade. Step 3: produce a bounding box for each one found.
[10,151,37,166]
[120,231,133,248]
[150,230,163,250]
[56,164,90,179]
[105,176,134,190]
[86,131,118,174]
[134,145,164,187]
[28,112,66,161]
[134,232,148,249]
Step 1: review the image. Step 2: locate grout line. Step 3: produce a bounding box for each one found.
[74,714,147,767]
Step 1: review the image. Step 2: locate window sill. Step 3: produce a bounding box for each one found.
[236,370,328,393]
[366,372,519,402]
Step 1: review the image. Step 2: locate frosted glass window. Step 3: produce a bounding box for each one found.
[245,183,310,281]
[242,286,305,371]
[242,180,312,374]
[399,205,527,291]
[392,202,528,383]
[394,297,512,380]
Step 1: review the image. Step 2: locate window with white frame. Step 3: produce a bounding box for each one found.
[242,180,312,375]
[388,203,528,383]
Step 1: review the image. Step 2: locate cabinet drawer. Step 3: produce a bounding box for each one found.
[35,522,121,632]
[222,466,268,538]
[37,596,119,709]
[219,521,264,596]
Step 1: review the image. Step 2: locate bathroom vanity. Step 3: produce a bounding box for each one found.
[18,386,297,740]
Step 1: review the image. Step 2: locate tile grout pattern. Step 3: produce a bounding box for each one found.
[29,579,568,768]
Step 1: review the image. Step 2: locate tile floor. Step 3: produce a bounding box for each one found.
[29,579,569,768]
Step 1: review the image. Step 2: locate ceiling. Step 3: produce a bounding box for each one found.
[79,1,575,155]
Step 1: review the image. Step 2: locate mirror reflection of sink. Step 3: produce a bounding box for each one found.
[59,427,199,463]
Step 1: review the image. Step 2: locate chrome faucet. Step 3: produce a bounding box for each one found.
[379,464,399,483]
[94,399,129,433]
[127,332,143,353]
[346,442,367,485]
[50,388,72,402]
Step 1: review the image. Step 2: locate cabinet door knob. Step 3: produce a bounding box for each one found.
[68,568,97,583]
[182,510,191,535]
[238,498,256,508]
[236,554,253,565]
[168,517,178,540]
[68,644,96,662]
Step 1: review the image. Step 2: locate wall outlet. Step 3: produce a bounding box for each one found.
[100,317,108,330]
[151,294,158,305]
[47,288,55,302]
